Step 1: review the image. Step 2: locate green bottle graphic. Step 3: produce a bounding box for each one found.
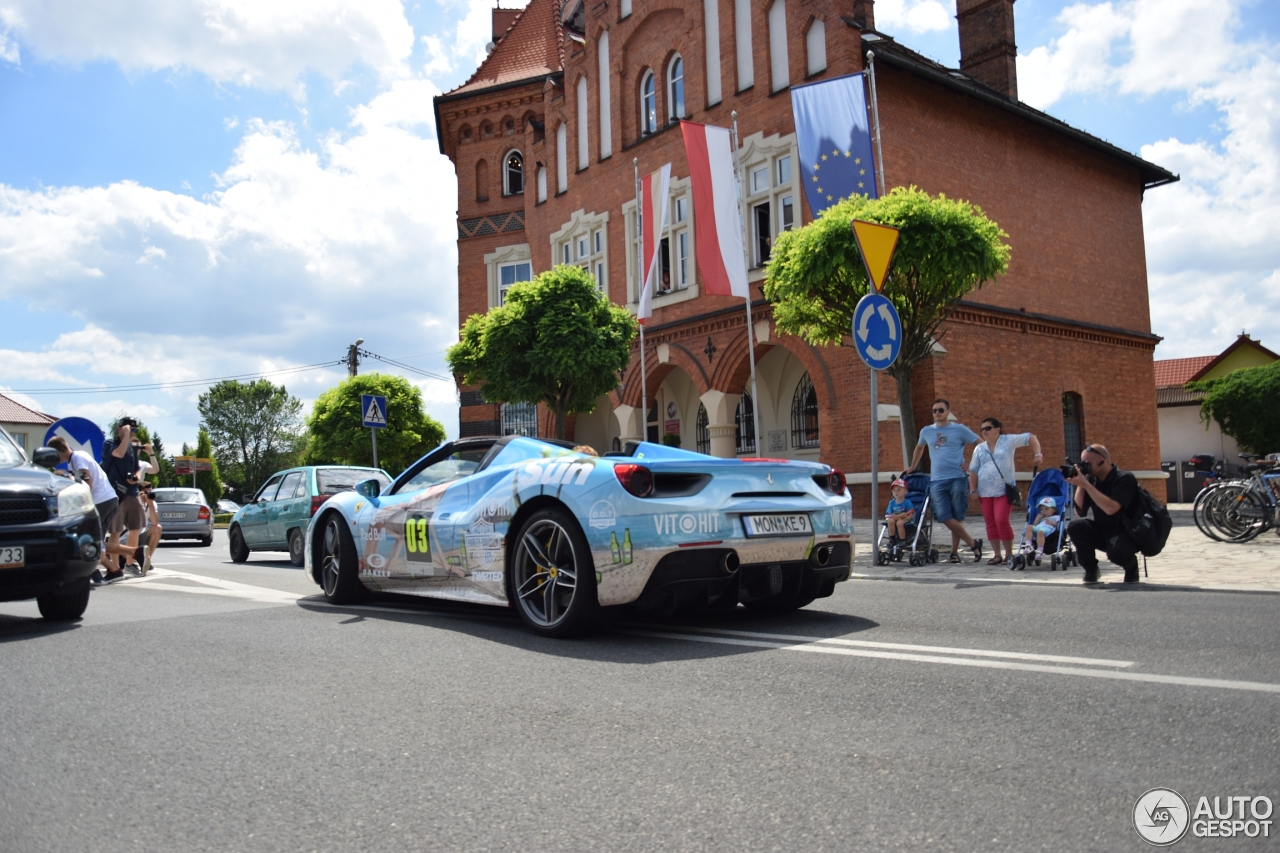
[610,531,621,564]
[622,529,633,564]
[459,535,469,571]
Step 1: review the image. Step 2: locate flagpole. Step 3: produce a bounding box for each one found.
[634,157,648,444]
[867,51,887,197]
[731,111,763,457]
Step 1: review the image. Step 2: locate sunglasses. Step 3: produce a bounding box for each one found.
[932,407,947,414]
[980,425,997,432]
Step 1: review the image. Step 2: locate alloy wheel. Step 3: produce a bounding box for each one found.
[322,519,343,597]
[513,519,579,628]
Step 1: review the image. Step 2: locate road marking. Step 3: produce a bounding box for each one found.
[624,630,1280,694]
[117,569,302,605]
[653,626,1133,668]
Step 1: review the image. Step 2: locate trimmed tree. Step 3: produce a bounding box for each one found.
[198,379,305,495]
[1189,360,1280,455]
[764,186,1011,450]
[305,373,445,474]
[447,264,638,440]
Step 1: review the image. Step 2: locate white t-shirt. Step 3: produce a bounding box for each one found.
[971,433,1032,498]
[69,449,116,505]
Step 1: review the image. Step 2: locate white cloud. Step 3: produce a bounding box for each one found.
[0,0,415,90]
[874,0,954,35]
[0,24,19,64]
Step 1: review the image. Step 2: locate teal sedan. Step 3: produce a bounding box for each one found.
[228,466,390,566]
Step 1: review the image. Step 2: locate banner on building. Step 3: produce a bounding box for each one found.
[790,72,879,217]
[679,121,749,299]
[638,162,672,322]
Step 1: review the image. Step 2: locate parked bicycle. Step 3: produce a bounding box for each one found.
[1192,453,1280,543]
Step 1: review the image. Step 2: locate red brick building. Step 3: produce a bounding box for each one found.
[433,0,1176,511]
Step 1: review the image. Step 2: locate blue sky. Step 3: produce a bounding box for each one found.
[1,0,1277,452]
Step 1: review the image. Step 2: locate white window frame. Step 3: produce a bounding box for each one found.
[640,70,657,135]
[576,76,589,170]
[503,149,524,196]
[738,132,800,275]
[768,0,789,93]
[598,30,613,157]
[806,19,827,76]
[536,164,547,202]
[621,175,698,310]
[734,0,753,91]
[484,243,533,309]
[667,55,685,121]
[550,210,610,295]
[556,124,568,193]
[704,0,723,105]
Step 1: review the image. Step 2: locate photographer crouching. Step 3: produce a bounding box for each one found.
[1065,444,1140,585]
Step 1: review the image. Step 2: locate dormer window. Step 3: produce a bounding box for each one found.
[640,71,657,135]
[504,151,524,195]
[667,56,685,120]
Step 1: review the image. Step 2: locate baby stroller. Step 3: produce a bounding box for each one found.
[875,472,940,567]
[1009,468,1077,571]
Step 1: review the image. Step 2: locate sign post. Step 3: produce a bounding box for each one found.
[361,394,388,470]
[851,220,902,532]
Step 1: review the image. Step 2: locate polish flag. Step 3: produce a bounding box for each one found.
[638,163,672,323]
[680,121,749,299]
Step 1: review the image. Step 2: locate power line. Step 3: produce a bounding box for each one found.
[357,349,454,383]
[4,360,346,395]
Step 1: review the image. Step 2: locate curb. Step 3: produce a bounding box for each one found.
[845,572,1280,596]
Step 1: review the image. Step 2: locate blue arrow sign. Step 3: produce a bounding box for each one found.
[43,417,105,469]
[361,394,388,429]
[852,292,902,371]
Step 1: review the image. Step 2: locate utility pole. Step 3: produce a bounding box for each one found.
[347,338,364,377]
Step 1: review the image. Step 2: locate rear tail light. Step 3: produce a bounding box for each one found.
[829,468,847,496]
[613,463,653,497]
[311,495,327,516]
[197,507,210,520]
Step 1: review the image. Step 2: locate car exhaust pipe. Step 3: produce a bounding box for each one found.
[720,551,740,574]
[811,544,832,567]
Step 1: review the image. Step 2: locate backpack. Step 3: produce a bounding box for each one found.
[1124,485,1172,557]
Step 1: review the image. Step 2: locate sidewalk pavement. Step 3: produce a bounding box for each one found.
[848,505,1280,593]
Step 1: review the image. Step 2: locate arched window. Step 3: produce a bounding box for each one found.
[640,70,657,135]
[500,402,539,437]
[695,404,710,454]
[475,159,489,202]
[768,0,789,92]
[536,164,547,202]
[576,76,589,170]
[504,151,524,195]
[1062,393,1085,462]
[735,393,756,455]
[667,55,685,120]
[806,19,827,76]
[791,373,819,448]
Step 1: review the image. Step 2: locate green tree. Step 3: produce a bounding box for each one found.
[305,373,445,475]
[1189,360,1280,455]
[197,379,304,495]
[447,265,638,439]
[176,427,224,505]
[764,186,1011,448]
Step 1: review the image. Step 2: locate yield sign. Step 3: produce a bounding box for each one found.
[851,219,899,293]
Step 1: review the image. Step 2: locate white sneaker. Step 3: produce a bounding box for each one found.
[123,563,143,578]
[142,554,152,575]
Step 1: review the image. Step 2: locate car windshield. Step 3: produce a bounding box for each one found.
[396,448,490,494]
[318,468,391,494]
[0,431,23,469]
[155,490,203,504]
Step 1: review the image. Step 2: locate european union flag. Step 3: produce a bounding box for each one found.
[790,72,878,217]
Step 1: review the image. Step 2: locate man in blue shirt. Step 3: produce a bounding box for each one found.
[904,398,983,563]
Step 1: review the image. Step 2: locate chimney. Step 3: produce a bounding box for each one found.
[492,7,521,44]
[851,0,875,30]
[956,0,1018,100]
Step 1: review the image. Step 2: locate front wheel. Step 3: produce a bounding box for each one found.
[37,581,90,621]
[508,508,599,637]
[229,526,249,563]
[320,516,368,604]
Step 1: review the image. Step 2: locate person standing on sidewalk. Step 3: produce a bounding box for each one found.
[48,436,117,583]
[967,417,1043,564]
[101,417,146,580]
[904,399,983,563]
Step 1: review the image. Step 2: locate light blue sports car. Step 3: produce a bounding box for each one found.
[303,435,854,636]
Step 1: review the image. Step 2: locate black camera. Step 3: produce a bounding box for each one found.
[1061,458,1092,478]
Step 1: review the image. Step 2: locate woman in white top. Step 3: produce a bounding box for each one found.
[968,417,1043,565]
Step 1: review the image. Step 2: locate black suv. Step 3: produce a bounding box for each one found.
[0,428,102,620]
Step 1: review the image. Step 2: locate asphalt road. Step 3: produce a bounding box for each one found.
[2,530,1278,852]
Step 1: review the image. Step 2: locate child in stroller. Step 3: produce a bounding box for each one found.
[876,473,940,567]
[885,479,916,559]
[1009,468,1078,571]
[1020,497,1060,566]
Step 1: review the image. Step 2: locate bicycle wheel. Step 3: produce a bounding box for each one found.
[1194,483,1239,542]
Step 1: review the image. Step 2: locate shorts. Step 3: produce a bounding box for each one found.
[1033,522,1058,537]
[95,498,119,538]
[929,477,969,523]
[116,495,145,533]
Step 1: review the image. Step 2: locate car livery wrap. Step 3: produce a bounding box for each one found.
[304,436,854,634]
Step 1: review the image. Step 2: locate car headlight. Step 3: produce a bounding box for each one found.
[55,483,95,518]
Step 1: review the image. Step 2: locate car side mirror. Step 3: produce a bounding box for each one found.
[32,447,60,469]
[355,479,382,499]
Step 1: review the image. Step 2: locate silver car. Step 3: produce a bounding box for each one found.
[152,488,214,546]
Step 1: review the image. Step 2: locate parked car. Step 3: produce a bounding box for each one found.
[216,499,241,515]
[0,427,101,620]
[228,466,390,567]
[302,436,854,637]
[151,488,214,546]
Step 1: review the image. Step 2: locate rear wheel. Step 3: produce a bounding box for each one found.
[288,529,305,567]
[229,526,249,563]
[37,580,90,621]
[320,515,368,604]
[199,535,213,547]
[509,508,599,637]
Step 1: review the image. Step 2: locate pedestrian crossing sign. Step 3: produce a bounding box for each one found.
[361,394,388,429]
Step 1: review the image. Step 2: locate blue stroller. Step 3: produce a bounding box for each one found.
[875,472,940,567]
[1009,468,1078,571]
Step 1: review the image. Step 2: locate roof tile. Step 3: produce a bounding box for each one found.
[1153,356,1214,388]
[0,393,56,426]
[445,0,562,98]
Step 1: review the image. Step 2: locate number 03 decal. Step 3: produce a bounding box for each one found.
[405,514,432,562]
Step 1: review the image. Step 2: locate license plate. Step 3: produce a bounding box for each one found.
[742,514,812,537]
[162,512,184,519]
[0,545,24,568]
